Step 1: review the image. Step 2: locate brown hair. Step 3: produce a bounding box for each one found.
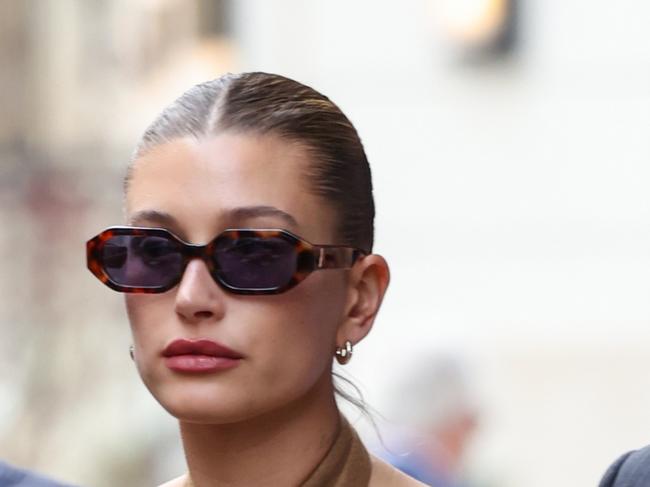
[127,72,375,252]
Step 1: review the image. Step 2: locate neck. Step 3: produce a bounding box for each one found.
[179,374,341,487]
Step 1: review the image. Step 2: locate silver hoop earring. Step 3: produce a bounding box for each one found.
[335,340,353,365]
[129,345,135,361]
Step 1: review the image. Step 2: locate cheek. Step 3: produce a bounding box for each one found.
[124,294,174,379]
[125,294,170,339]
[248,275,348,393]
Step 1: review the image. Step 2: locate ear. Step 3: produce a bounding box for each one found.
[337,254,390,348]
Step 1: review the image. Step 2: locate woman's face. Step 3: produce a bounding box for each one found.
[125,133,350,423]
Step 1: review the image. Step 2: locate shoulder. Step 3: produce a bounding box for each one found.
[368,454,428,487]
[600,445,650,487]
[157,474,188,487]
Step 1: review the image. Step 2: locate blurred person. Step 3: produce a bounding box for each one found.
[378,356,480,487]
[86,72,425,486]
[599,446,650,486]
[0,460,74,487]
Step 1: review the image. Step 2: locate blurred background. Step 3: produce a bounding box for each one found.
[1,0,649,486]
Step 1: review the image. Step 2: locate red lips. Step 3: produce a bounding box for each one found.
[162,338,243,373]
[163,338,243,359]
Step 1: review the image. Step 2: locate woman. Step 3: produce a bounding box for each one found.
[87,72,423,486]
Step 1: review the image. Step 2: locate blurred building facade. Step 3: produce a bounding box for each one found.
[0,1,236,485]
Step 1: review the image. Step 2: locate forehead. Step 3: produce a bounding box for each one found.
[125,133,336,243]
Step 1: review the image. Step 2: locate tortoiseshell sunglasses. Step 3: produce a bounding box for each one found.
[86,226,366,295]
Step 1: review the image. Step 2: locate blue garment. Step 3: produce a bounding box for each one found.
[600,445,650,487]
[0,461,74,487]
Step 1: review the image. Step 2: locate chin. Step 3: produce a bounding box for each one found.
[149,383,273,425]
[166,406,251,425]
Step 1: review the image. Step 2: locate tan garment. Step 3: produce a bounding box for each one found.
[300,416,371,486]
[160,417,424,487]
[301,417,425,487]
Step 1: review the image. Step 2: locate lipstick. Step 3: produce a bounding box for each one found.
[162,338,243,373]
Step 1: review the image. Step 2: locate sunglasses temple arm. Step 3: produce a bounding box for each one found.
[315,247,365,269]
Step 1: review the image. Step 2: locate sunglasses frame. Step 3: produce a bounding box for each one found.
[86,226,367,295]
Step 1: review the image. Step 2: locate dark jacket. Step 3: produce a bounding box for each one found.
[600,446,650,487]
[0,461,73,487]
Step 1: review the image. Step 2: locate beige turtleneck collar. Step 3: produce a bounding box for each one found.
[300,415,372,487]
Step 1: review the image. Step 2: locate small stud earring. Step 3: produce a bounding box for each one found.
[129,345,135,361]
[335,340,353,365]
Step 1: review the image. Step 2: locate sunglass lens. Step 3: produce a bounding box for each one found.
[214,234,297,290]
[101,235,183,288]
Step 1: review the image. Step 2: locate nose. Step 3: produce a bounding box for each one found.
[174,259,226,324]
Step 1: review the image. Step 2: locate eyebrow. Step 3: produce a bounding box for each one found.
[227,206,299,228]
[128,209,179,228]
[128,206,299,229]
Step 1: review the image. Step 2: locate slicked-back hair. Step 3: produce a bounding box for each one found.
[127,72,374,252]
